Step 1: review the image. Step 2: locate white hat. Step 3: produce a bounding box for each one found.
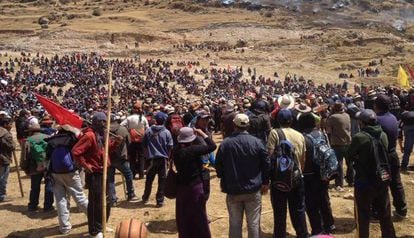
[277,94,295,109]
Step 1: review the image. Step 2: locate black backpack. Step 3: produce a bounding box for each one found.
[362,131,391,183]
[271,129,302,192]
[248,113,269,143]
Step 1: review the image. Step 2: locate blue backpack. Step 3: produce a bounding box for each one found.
[306,130,338,181]
[272,129,302,192]
[50,146,75,173]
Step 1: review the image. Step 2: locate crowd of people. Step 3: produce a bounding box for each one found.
[0,51,414,238]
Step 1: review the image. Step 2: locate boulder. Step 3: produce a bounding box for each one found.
[38,16,49,25]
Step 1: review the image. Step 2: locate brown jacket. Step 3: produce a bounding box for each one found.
[0,127,15,165]
[325,111,351,146]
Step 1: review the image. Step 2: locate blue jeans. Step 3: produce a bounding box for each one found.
[0,165,10,201]
[226,191,262,238]
[108,160,135,203]
[29,173,54,210]
[402,129,414,168]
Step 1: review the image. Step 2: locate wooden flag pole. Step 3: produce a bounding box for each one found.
[12,151,24,197]
[102,66,113,237]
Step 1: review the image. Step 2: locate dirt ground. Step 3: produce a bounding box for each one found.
[1,0,414,237]
[1,133,414,238]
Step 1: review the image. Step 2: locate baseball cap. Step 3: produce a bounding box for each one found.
[277,109,293,123]
[154,112,168,124]
[233,113,249,128]
[92,112,107,122]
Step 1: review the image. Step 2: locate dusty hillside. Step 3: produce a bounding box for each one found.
[0,0,413,85]
[0,1,414,237]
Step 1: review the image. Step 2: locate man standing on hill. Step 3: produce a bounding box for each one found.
[141,112,173,207]
[72,112,122,238]
[216,114,270,238]
[0,115,15,203]
[374,95,408,219]
[326,102,352,191]
[121,102,148,180]
[346,109,396,238]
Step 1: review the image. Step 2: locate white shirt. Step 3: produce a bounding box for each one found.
[121,114,148,130]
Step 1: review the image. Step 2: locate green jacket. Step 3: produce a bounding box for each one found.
[346,124,388,182]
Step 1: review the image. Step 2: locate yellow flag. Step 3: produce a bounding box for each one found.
[398,65,410,89]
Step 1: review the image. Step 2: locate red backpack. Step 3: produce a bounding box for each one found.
[169,114,184,136]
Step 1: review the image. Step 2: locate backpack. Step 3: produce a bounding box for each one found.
[248,113,268,143]
[128,116,145,143]
[20,140,42,175]
[27,136,48,163]
[272,129,302,192]
[169,114,184,137]
[306,130,338,181]
[362,132,391,183]
[50,146,75,173]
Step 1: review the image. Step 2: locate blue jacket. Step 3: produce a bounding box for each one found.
[142,125,173,159]
[215,131,270,195]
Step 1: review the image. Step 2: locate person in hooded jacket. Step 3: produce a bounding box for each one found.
[346,109,396,238]
[141,112,173,207]
[72,112,122,238]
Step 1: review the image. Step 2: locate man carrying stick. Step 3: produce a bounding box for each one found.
[72,112,122,238]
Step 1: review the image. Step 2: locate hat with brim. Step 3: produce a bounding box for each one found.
[177,127,197,143]
[277,94,295,109]
[26,122,41,132]
[356,109,377,124]
[332,102,344,112]
[312,104,328,114]
[294,103,311,113]
[292,92,300,99]
[41,115,53,125]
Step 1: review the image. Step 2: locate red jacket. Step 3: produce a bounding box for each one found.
[72,128,117,173]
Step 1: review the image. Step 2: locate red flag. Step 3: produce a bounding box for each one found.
[407,65,414,81]
[35,94,83,129]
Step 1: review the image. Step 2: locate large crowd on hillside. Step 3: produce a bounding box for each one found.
[0,52,413,238]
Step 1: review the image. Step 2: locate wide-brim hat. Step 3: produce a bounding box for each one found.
[312,104,328,114]
[277,94,295,109]
[294,103,311,113]
[292,92,300,99]
[177,127,197,143]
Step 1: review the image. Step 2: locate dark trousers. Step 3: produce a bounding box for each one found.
[304,175,334,235]
[201,168,210,201]
[333,145,354,187]
[108,160,135,203]
[86,173,111,236]
[142,157,167,205]
[355,181,395,238]
[271,180,309,238]
[29,173,54,210]
[388,151,407,215]
[176,181,211,238]
[128,142,145,178]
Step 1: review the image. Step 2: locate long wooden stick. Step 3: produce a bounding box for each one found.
[102,66,113,237]
[12,151,24,197]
